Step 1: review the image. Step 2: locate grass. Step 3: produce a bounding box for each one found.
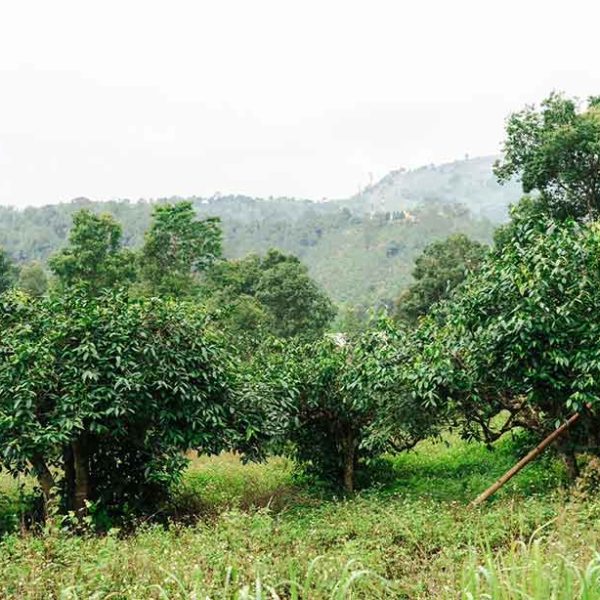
[171,453,298,517]
[385,431,566,502]
[0,435,599,598]
[462,539,600,600]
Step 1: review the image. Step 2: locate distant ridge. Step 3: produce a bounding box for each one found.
[342,155,520,222]
[0,155,522,306]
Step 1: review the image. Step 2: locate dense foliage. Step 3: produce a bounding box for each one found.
[16,262,48,297]
[0,157,508,308]
[256,322,438,492]
[394,233,487,325]
[495,93,600,221]
[0,289,263,519]
[409,207,600,475]
[203,249,336,341]
[1,90,600,535]
[48,210,136,293]
[139,201,222,297]
[0,247,17,294]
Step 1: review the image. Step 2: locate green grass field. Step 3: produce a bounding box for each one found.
[1,435,599,599]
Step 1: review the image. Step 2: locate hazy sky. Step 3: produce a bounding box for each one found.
[1,0,599,206]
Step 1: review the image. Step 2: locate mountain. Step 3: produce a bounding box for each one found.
[340,155,520,222]
[0,156,522,307]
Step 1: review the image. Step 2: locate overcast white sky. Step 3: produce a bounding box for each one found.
[0,0,599,206]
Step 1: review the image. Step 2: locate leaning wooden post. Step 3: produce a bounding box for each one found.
[470,410,583,507]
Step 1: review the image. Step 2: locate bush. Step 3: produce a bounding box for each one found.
[0,288,265,523]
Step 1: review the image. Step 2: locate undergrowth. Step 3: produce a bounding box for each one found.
[0,434,598,598]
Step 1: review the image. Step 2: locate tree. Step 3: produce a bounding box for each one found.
[259,322,435,492]
[495,93,600,221]
[17,262,48,297]
[0,289,264,520]
[491,195,548,250]
[202,249,336,341]
[201,253,267,342]
[413,208,600,477]
[395,234,487,325]
[255,250,336,339]
[48,209,136,293]
[139,201,222,297]
[0,246,17,294]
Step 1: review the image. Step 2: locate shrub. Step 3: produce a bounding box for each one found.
[0,288,264,522]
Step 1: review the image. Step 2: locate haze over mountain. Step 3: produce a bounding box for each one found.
[0,155,521,308]
[344,155,520,222]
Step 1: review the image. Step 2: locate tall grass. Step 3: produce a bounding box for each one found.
[462,536,600,599]
[0,435,599,598]
[147,558,396,599]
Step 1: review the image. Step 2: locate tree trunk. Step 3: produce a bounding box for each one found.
[342,431,356,494]
[471,409,583,506]
[71,436,91,516]
[63,445,75,511]
[30,453,55,501]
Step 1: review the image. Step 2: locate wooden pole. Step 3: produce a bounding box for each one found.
[470,410,582,507]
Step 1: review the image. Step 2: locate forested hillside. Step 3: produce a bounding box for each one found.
[0,156,516,306]
[344,155,521,221]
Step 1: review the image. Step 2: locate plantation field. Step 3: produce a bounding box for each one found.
[1,436,599,599]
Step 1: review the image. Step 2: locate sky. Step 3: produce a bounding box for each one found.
[0,0,599,206]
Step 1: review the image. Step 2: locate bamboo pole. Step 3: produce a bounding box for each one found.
[470,410,583,507]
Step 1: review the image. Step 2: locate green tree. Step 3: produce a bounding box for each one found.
[140,201,222,297]
[255,250,336,339]
[0,289,263,519]
[495,92,600,221]
[0,246,17,294]
[48,209,136,293]
[203,249,336,341]
[259,322,434,492]
[413,208,600,477]
[17,261,48,297]
[395,234,487,325]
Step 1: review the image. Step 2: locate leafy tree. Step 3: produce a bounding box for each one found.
[0,246,17,294]
[17,262,48,297]
[395,234,487,325]
[0,289,263,519]
[491,195,548,250]
[48,209,136,293]
[495,93,600,221]
[140,201,222,297]
[203,249,336,341]
[201,254,266,342]
[260,322,434,492]
[413,208,600,477]
[255,250,336,339]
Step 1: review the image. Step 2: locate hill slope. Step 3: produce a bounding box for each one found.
[0,156,521,306]
[342,155,520,222]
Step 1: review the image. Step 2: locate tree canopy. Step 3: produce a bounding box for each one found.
[139,201,222,297]
[3,90,600,523]
[0,246,17,295]
[395,233,487,325]
[0,289,263,518]
[48,210,136,293]
[410,207,600,475]
[256,321,435,492]
[495,93,600,221]
[17,262,48,297]
[203,249,336,341]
